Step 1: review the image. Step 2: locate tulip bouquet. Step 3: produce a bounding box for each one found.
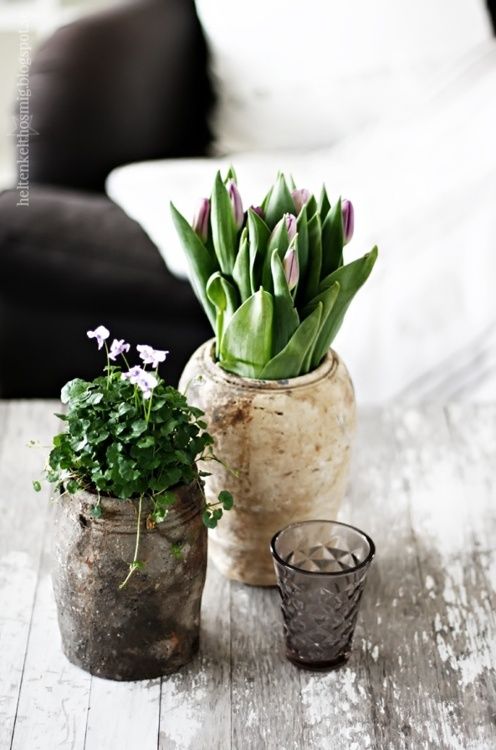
[171,170,377,379]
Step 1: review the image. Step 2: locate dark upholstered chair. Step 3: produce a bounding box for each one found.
[0,0,213,396]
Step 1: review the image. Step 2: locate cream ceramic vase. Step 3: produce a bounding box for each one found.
[179,340,356,586]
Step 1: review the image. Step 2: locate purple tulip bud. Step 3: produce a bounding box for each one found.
[227,180,244,229]
[283,247,299,291]
[284,213,297,241]
[342,199,354,244]
[291,188,311,215]
[192,198,210,242]
[250,205,264,219]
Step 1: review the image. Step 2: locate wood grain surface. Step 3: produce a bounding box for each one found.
[0,400,495,750]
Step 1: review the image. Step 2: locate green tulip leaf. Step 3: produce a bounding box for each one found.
[206,272,237,314]
[224,165,238,184]
[263,173,295,228]
[263,218,290,290]
[321,198,344,277]
[220,289,274,378]
[211,171,237,275]
[206,272,238,353]
[318,185,331,221]
[318,246,379,347]
[247,209,271,294]
[295,206,309,304]
[301,281,341,370]
[232,228,251,302]
[271,249,300,354]
[305,195,318,218]
[260,302,323,379]
[302,212,322,302]
[170,202,217,329]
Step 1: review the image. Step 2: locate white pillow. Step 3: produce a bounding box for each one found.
[195,0,492,153]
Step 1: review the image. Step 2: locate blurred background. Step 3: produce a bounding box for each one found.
[0,0,495,402]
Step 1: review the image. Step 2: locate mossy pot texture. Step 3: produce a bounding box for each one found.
[179,340,356,586]
[52,481,207,681]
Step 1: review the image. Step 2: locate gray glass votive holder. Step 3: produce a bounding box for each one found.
[270,519,375,671]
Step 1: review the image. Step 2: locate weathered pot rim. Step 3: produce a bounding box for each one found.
[63,480,198,509]
[59,480,203,532]
[196,339,338,391]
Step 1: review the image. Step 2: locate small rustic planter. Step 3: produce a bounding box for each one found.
[179,340,356,586]
[52,482,207,681]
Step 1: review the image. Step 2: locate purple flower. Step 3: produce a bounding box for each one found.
[137,344,169,369]
[250,205,264,219]
[284,213,297,241]
[87,325,110,350]
[121,366,158,399]
[342,199,354,244]
[291,188,311,214]
[283,247,299,291]
[108,338,131,361]
[227,180,244,229]
[192,198,210,242]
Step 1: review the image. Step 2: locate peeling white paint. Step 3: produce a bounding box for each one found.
[425,575,435,590]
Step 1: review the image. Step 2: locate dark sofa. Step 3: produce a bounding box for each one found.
[0,0,213,396]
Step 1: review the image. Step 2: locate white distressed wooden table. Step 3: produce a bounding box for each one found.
[1,401,495,750]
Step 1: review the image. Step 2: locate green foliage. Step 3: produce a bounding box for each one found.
[202,490,234,528]
[170,541,184,560]
[171,171,378,380]
[48,371,214,504]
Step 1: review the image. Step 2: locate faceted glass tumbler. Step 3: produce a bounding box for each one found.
[270,520,375,670]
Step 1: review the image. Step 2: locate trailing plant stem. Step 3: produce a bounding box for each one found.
[119,494,143,589]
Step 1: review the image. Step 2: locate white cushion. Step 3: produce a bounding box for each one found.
[106,42,496,403]
[195,0,492,153]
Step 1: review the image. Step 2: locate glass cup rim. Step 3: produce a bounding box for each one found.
[270,519,376,578]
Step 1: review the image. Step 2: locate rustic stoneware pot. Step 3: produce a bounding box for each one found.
[179,340,356,586]
[52,481,207,680]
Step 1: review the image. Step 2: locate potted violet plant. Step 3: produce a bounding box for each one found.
[36,325,232,680]
[171,169,378,586]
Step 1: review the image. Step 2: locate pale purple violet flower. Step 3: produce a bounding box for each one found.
[121,366,158,399]
[108,338,131,361]
[342,199,354,244]
[121,365,143,384]
[192,198,210,242]
[87,325,110,350]
[227,180,244,229]
[137,370,158,400]
[137,344,169,369]
[291,188,311,214]
[283,247,299,291]
[284,213,297,241]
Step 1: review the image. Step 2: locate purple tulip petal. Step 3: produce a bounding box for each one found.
[342,199,354,244]
[192,198,210,242]
[291,188,311,215]
[283,247,299,291]
[284,213,297,241]
[227,180,244,229]
[250,205,264,219]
